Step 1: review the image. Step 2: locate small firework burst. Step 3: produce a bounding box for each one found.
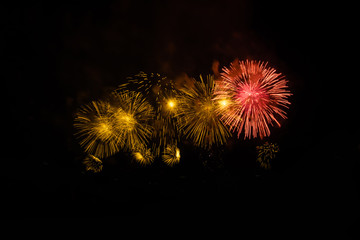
[117,71,175,103]
[256,142,279,169]
[214,59,292,139]
[175,75,231,149]
[110,91,155,151]
[74,100,121,158]
[162,144,181,166]
[132,145,154,165]
[83,154,103,172]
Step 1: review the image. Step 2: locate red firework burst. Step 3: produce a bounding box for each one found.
[214,60,291,139]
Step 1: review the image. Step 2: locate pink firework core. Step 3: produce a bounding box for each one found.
[236,82,269,107]
[215,60,292,139]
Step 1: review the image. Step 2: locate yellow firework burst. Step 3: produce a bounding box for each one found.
[83,154,103,173]
[132,145,154,165]
[74,91,154,158]
[162,144,181,166]
[117,72,179,157]
[110,91,155,151]
[175,75,231,149]
[74,100,121,158]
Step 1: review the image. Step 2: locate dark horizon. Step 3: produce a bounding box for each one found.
[2,0,357,236]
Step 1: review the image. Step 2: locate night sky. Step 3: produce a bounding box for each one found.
[2,0,358,235]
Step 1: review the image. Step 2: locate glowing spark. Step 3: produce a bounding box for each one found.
[162,145,181,166]
[167,99,176,109]
[175,148,180,159]
[219,99,229,108]
[214,59,292,139]
[83,154,103,173]
[175,75,231,149]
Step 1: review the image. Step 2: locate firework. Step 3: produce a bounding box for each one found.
[117,72,179,157]
[110,91,155,151]
[162,144,181,166]
[117,71,175,103]
[74,100,121,158]
[256,142,279,169]
[74,90,155,158]
[214,60,291,139]
[83,154,103,172]
[132,145,154,165]
[151,96,180,156]
[175,75,231,149]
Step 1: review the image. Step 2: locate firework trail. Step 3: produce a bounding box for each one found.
[256,142,279,169]
[214,60,291,139]
[83,154,103,172]
[162,144,181,166]
[175,75,231,149]
[74,100,121,158]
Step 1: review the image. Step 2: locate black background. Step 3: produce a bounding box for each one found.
[2,0,358,236]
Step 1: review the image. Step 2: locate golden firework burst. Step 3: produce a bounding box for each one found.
[110,91,155,151]
[175,75,231,149]
[117,72,180,157]
[74,100,121,158]
[74,90,155,159]
[132,145,154,165]
[162,144,181,166]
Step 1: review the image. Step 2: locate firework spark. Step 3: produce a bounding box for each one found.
[162,144,181,166]
[175,75,231,149]
[83,154,103,173]
[74,100,121,158]
[214,60,291,139]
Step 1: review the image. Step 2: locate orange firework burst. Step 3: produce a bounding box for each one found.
[214,60,292,139]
